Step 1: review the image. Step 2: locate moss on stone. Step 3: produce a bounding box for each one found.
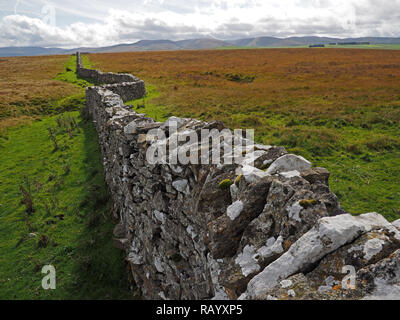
[299,199,318,209]
[234,174,243,186]
[219,179,233,190]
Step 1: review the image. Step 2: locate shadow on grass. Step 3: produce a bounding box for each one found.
[66,113,139,300]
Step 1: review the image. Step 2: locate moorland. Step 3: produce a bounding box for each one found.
[91,48,400,220]
[1,47,399,299]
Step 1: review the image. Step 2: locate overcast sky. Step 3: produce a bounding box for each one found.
[0,0,399,48]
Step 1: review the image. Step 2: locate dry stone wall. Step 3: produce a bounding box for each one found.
[81,53,400,300]
[76,52,146,101]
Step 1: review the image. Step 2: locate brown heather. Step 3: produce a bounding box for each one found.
[88,48,400,129]
[0,55,80,130]
[89,49,400,218]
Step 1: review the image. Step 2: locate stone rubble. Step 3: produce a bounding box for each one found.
[78,52,400,300]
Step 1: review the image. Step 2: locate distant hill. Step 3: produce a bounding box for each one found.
[0,46,68,57]
[2,36,400,57]
[97,40,181,52]
[69,38,231,54]
[175,38,229,50]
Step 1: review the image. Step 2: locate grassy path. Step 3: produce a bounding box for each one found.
[0,56,137,299]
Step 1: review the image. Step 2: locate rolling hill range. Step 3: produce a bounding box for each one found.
[1,36,400,57]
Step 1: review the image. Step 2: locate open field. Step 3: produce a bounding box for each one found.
[218,44,400,50]
[1,48,400,299]
[89,48,400,220]
[0,55,85,131]
[0,55,136,299]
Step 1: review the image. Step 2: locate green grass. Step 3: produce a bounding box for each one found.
[125,84,173,122]
[127,84,400,221]
[55,55,94,88]
[45,55,92,118]
[0,112,137,299]
[260,121,400,220]
[0,56,137,299]
[318,151,400,221]
[224,106,400,221]
[2,51,398,301]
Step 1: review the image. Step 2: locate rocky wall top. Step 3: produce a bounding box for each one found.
[82,54,400,300]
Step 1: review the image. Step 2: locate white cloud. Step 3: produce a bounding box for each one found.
[0,0,399,48]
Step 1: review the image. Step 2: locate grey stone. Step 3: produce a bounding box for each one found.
[266,154,312,175]
[227,201,244,221]
[161,116,187,131]
[241,212,400,299]
[172,179,190,195]
[240,165,270,183]
[393,219,400,230]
